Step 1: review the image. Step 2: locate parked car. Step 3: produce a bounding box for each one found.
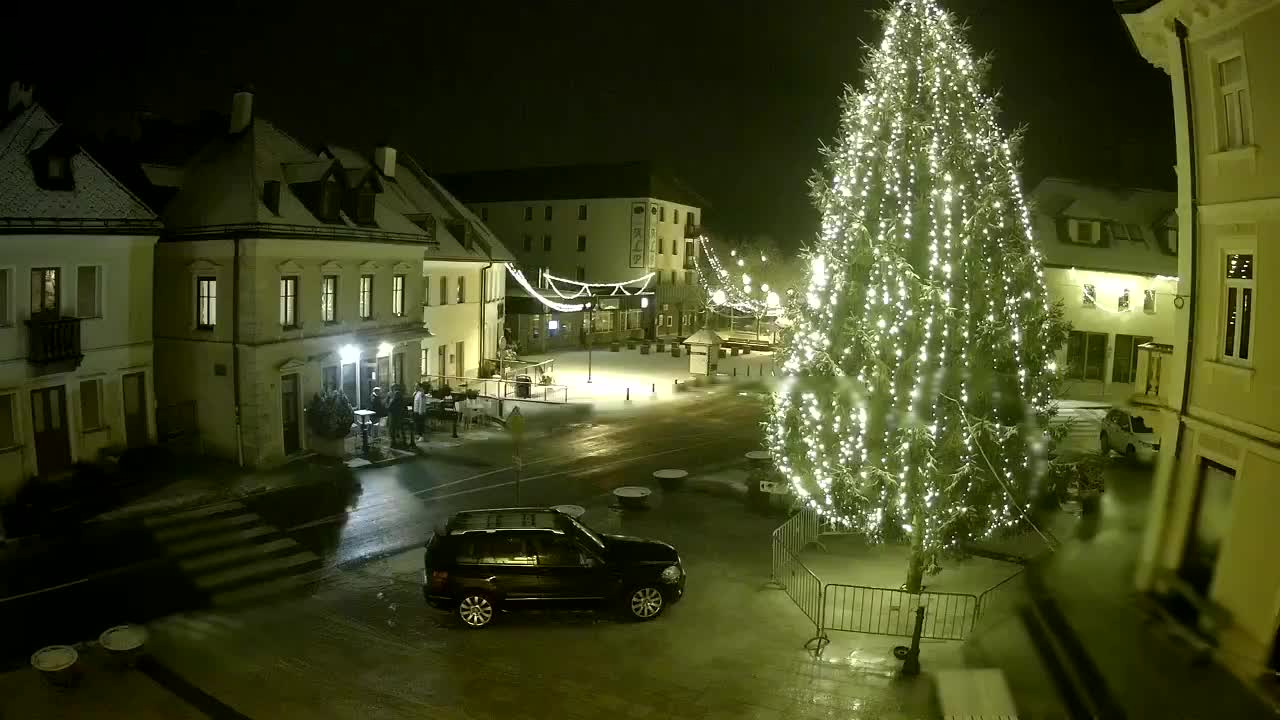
[1101,408,1160,462]
[422,507,685,628]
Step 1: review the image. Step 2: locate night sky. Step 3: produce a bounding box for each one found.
[7,0,1172,248]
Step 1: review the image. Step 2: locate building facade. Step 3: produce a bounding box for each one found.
[1119,0,1280,684]
[1029,177,1179,405]
[141,92,508,468]
[0,85,161,500]
[439,163,707,352]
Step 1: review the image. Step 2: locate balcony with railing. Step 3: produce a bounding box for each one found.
[26,314,83,368]
[1131,341,1174,408]
[684,224,702,239]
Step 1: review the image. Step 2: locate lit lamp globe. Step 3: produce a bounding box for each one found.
[761,283,771,293]
[766,291,781,308]
[711,289,727,306]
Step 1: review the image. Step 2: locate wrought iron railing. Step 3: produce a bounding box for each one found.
[26,315,82,365]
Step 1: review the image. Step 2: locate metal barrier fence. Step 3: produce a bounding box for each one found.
[823,584,980,641]
[771,539,827,647]
[771,508,821,564]
[976,567,1026,622]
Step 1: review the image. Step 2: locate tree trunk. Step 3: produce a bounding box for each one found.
[905,509,926,593]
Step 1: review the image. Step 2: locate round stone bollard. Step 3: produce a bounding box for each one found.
[32,645,80,688]
[656,340,666,352]
[670,345,681,358]
[100,625,148,669]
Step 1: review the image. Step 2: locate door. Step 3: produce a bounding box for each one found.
[30,386,71,476]
[1180,459,1235,597]
[455,341,465,377]
[461,533,541,602]
[530,532,609,602]
[280,373,301,455]
[360,357,376,408]
[341,363,357,405]
[122,371,148,449]
[394,352,405,389]
[376,356,390,388]
[438,346,447,382]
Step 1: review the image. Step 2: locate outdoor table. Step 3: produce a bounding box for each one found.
[653,468,688,491]
[353,409,376,456]
[613,486,652,510]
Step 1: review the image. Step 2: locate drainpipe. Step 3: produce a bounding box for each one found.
[480,259,493,380]
[1141,18,1198,589]
[233,234,244,467]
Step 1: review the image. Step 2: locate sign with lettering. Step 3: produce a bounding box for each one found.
[629,202,647,268]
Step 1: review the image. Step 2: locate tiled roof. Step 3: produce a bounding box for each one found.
[1029,177,1177,276]
[437,161,708,209]
[0,104,158,224]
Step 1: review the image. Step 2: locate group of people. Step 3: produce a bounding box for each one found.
[367,382,437,448]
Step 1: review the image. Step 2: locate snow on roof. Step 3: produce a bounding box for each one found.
[683,327,723,346]
[0,104,158,224]
[1029,177,1176,277]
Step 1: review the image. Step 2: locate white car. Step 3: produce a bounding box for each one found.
[1100,408,1160,462]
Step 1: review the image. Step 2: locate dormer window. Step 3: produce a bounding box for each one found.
[47,155,69,181]
[30,141,76,190]
[354,189,376,225]
[320,177,342,222]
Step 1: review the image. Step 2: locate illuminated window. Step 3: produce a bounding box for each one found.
[360,275,374,319]
[1222,253,1254,364]
[1217,55,1252,149]
[1143,289,1157,314]
[279,276,298,327]
[392,274,406,317]
[1082,284,1096,307]
[1117,289,1131,312]
[322,275,338,322]
[196,277,216,328]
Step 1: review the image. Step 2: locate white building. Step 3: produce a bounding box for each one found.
[0,83,161,500]
[1029,177,1178,404]
[1118,0,1280,686]
[140,92,509,468]
[440,163,706,351]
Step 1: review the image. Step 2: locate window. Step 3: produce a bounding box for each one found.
[1082,284,1096,307]
[279,276,298,327]
[688,213,697,226]
[1069,219,1101,246]
[0,268,10,325]
[423,277,430,307]
[1065,330,1107,381]
[359,274,374,319]
[440,276,448,305]
[1117,289,1131,312]
[576,267,586,282]
[1111,224,1130,243]
[79,379,103,430]
[0,393,14,448]
[524,206,533,221]
[666,315,673,327]
[1217,55,1252,149]
[196,277,216,328]
[658,239,664,254]
[1183,460,1235,595]
[392,274,406,316]
[1144,289,1157,314]
[577,235,587,252]
[1160,228,1178,256]
[685,239,695,260]
[659,206,665,222]
[1112,334,1153,384]
[480,207,488,221]
[420,348,429,376]
[671,239,678,255]
[523,234,532,252]
[1222,253,1254,363]
[320,177,342,221]
[76,266,101,318]
[578,204,587,220]
[456,276,466,304]
[323,365,339,392]
[31,268,59,315]
[543,235,551,251]
[674,209,680,224]
[1127,224,1144,241]
[532,534,585,566]
[322,275,338,323]
[544,205,553,221]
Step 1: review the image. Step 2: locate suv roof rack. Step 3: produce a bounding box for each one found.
[447,508,566,535]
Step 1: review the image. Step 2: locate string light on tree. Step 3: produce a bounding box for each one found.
[766,0,1068,593]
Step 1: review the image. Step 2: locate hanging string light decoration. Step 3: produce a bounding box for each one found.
[544,271,654,299]
[693,237,784,317]
[765,0,1068,592]
[506,265,586,312]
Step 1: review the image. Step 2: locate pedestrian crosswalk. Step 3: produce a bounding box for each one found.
[144,501,323,607]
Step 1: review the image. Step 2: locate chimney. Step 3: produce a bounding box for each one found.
[374,145,396,178]
[229,90,253,134]
[7,81,33,114]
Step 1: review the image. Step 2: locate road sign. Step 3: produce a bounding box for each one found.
[507,406,525,440]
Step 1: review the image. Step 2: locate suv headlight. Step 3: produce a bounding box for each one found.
[660,565,681,583]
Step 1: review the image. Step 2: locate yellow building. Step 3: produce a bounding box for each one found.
[0,84,160,501]
[142,92,509,468]
[1118,0,1280,684]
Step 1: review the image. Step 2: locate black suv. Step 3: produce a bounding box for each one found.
[422,507,686,628]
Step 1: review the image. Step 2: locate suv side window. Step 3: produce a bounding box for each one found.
[459,533,535,565]
[532,533,588,567]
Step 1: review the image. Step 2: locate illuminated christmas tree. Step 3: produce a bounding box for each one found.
[766,0,1069,592]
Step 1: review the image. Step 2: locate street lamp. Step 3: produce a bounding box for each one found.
[586,300,594,384]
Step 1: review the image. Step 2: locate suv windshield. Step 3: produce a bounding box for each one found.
[566,516,606,550]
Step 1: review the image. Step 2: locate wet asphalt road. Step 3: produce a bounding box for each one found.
[0,389,769,666]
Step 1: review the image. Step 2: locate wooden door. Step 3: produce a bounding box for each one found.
[122,372,148,449]
[438,346,447,383]
[394,352,405,389]
[281,373,301,455]
[30,386,71,476]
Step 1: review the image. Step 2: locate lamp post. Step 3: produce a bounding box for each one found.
[586,298,594,384]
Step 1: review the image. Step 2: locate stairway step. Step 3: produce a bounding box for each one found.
[194,551,320,590]
[153,513,260,543]
[210,568,326,608]
[180,538,299,573]
[164,526,275,556]
[144,502,246,528]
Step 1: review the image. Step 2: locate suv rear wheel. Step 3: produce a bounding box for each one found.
[457,592,495,628]
[627,586,665,621]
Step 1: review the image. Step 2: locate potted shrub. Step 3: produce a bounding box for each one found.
[305,390,355,457]
[431,384,452,400]
[465,388,480,401]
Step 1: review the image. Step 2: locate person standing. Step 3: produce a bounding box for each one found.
[412,383,428,441]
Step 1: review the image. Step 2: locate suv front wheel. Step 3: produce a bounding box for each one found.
[457,592,495,628]
[626,586,665,621]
